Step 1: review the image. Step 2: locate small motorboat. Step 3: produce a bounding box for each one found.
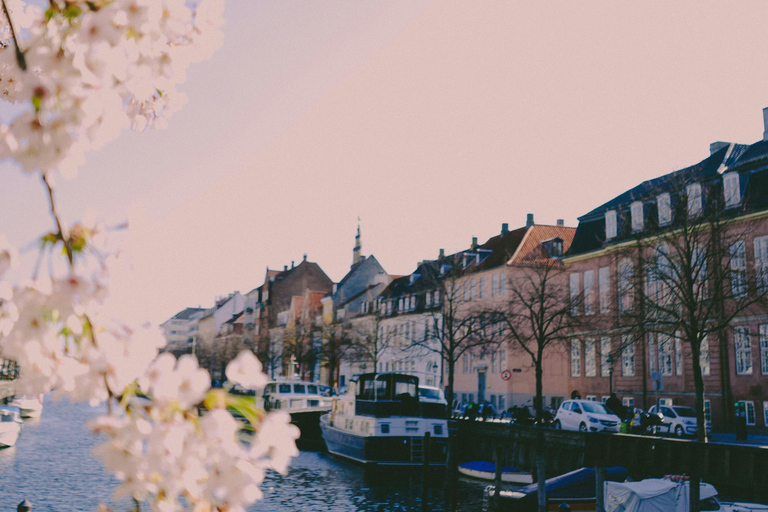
[0,406,22,448]
[483,466,629,511]
[459,461,533,484]
[9,394,43,418]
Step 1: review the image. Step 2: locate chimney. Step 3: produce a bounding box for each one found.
[471,237,478,250]
[557,219,564,226]
[291,260,294,269]
[303,253,307,262]
[439,248,445,259]
[283,265,288,271]
[526,213,534,228]
[710,141,730,155]
[501,223,509,235]
[763,107,768,141]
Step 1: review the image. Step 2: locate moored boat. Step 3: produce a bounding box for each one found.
[9,394,43,418]
[458,460,533,484]
[320,372,448,466]
[262,379,332,449]
[0,406,22,448]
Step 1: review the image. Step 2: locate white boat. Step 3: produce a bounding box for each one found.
[0,406,22,448]
[605,477,768,512]
[9,394,43,418]
[320,372,449,466]
[458,460,533,484]
[261,379,333,448]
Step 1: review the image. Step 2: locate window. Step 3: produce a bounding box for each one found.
[462,354,469,373]
[675,334,683,376]
[602,396,609,403]
[491,350,499,373]
[622,397,635,409]
[745,401,756,426]
[754,235,768,293]
[760,325,768,375]
[569,273,580,316]
[463,282,470,301]
[470,279,477,300]
[479,277,485,299]
[500,349,508,372]
[658,398,672,406]
[600,337,612,377]
[599,266,610,314]
[735,326,753,375]
[585,338,596,377]
[618,258,634,312]
[498,274,506,295]
[498,395,506,411]
[605,210,618,240]
[586,395,597,401]
[764,401,768,427]
[491,274,499,296]
[584,270,595,315]
[704,400,712,424]
[659,334,673,376]
[731,241,747,298]
[571,339,581,377]
[687,183,702,218]
[434,290,440,305]
[425,291,432,307]
[723,172,741,208]
[631,201,644,232]
[648,333,657,373]
[693,244,708,300]
[657,192,671,227]
[621,335,635,377]
[700,335,710,376]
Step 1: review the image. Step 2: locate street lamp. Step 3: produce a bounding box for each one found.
[606,353,615,394]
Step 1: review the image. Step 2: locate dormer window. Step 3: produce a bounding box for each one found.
[657,193,671,226]
[723,172,741,208]
[542,237,563,257]
[631,201,644,233]
[687,183,702,218]
[425,291,432,307]
[605,210,617,240]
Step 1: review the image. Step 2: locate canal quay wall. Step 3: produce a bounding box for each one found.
[455,420,768,504]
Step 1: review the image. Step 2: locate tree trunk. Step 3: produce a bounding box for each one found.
[690,341,707,443]
[535,358,544,422]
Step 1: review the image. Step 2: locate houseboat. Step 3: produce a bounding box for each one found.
[261,379,332,449]
[319,372,449,466]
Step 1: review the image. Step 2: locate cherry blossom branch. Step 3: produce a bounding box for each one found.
[41,173,73,267]
[1,0,26,70]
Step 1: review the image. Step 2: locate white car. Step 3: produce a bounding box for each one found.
[419,385,447,405]
[553,399,621,433]
[648,404,711,438]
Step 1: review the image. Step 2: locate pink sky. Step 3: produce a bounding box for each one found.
[3,2,768,325]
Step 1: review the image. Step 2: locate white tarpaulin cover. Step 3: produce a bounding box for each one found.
[605,479,718,512]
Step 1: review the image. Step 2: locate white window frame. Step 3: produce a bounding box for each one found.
[631,201,644,232]
[657,192,671,227]
[745,400,756,426]
[755,235,768,294]
[599,266,610,314]
[571,339,581,377]
[656,334,672,376]
[687,183,703,218]
[498,273,506,295]
[584,270,595,316]
[600,337,612,377]
[731,240,747,298]
[647,332,657,374]
[618,258,634,313]
[605,210,618,240]
[704,400,712,424]
[585,338,596,377]
[760,324,768,375]
[723,172,741,208]
[622,397,635,409]
[586,395,597,402]
[491,273,498,296]
[621,334,635,377]
[700,335,710,376]
[569,273,581,316]
[659,398,672,406]
[735,326,753,375]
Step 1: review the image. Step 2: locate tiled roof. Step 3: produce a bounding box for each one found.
[509,224,576,266]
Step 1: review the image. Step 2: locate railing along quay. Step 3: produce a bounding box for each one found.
[455,419,768,504]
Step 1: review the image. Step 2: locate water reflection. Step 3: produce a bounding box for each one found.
[0,397,487,511]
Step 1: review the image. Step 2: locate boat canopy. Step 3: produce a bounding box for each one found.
[356,373,418,401]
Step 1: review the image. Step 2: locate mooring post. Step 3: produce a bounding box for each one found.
[421,432,431,512]
[595,465,606,512]
[494,444,503,512]
[444,420,458,512]
[537,430,547,512]
[17,500,31,512]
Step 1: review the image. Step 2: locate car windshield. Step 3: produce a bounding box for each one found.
[420,388,440,400]
[674,406,696,417]
[582,402,609,414]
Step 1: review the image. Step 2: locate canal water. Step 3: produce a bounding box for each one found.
[0,397,489,511]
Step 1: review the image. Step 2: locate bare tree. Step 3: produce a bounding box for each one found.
[255,332,281,380]
[490,261,579,422]
[348,312,391,376]
[318,323,353,389]
[621,184,768,443]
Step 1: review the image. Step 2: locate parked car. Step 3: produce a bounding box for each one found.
[553,399,621,433]
[419,385,448,405]
[647,404,712,438]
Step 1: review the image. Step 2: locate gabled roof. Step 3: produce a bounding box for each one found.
[166,307,207,322]
[509,224,576,266]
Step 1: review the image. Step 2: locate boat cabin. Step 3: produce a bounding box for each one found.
[355,373,445,418]
[262,381,332,412]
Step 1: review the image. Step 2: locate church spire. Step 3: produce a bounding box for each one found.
[352,219,363,267]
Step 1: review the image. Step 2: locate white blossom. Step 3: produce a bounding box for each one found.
[225,350,270,390]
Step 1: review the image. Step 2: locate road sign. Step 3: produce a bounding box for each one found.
[501,370,511,381]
